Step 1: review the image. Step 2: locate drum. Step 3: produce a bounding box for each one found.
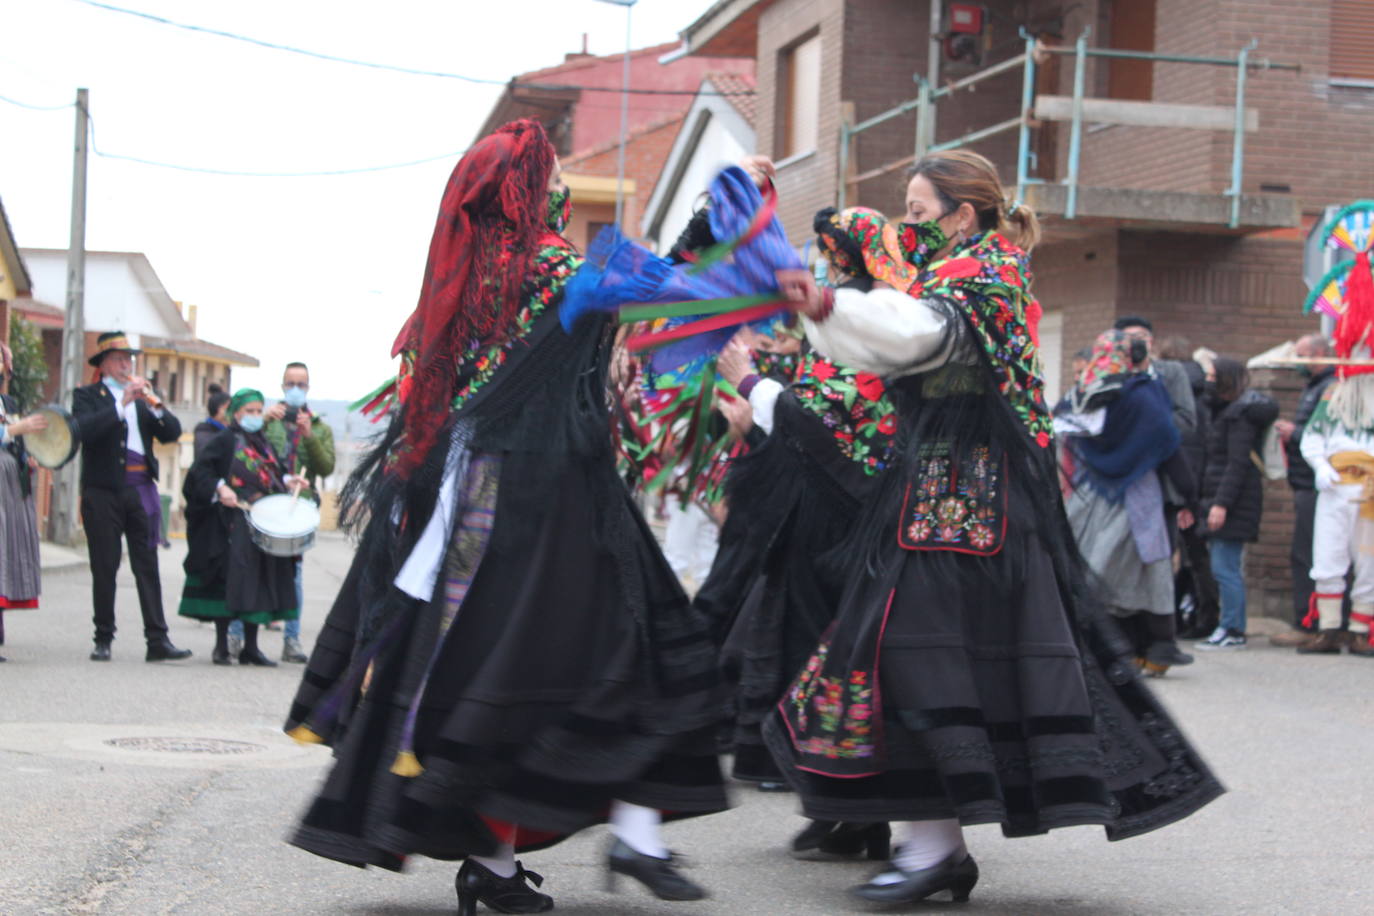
[23,405,80,469]
[246,493,320,557]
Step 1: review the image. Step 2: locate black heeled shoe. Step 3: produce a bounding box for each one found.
[605,837,706,901]
[211,647,233,666]
[851,850,979,905]
[791,819,839,855]
[238,647,277,667]
[455,859,552,915]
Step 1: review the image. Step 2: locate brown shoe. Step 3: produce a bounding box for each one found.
[1270,628,1316,648]
[1296,630,1345,654]
[1347,631,1374,657]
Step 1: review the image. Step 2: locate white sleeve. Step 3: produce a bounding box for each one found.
[1299,419,1333,477]
[747,378,784,435]
[802,287,957,378]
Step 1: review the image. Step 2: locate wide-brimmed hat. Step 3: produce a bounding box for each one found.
[88,331,141,367]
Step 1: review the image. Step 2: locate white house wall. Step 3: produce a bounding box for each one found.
[643,84,755,251]
[21,250,186,339]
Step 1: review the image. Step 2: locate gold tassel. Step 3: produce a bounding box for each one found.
[287,725,325,745]
[390,750,424,778]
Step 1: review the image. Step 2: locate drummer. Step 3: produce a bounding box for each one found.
[178,388,315,666]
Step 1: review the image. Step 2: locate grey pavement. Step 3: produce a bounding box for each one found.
[2,534,1373,915]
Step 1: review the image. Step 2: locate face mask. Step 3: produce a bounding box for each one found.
[1297,365,1313,379]
[239,414,264,434]
[545,186,572,234]
[899,217,951,269]
[283,386,307,409]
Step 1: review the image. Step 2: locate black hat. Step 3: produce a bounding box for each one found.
[88,331,142,367]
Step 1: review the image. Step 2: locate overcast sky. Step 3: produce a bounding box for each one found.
[0,0,721,401]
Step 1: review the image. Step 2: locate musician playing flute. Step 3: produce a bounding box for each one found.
[72,331,190,662]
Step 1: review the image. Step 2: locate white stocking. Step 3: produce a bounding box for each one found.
[871,818,965,883]
[470,841,516,878]
[610,800,666,858]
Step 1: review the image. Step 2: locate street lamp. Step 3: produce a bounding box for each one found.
[593,0,637,229]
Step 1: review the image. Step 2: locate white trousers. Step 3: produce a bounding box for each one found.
[1310,484,1374,631]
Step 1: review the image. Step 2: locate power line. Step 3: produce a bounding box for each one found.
[71,0,756,97]
[79,102,465,176]
[0,92,71,111]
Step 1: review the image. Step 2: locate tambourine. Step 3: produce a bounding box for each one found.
[22,405,81,469]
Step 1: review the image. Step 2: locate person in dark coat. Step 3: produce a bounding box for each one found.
[1196,357,1279,649]
[72,331,189,662]
[193,384,230,459]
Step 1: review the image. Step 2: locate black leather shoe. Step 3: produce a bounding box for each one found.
[90,642,112,662]
[605,837,705,901]
[211,647,233,666]
[146,640,192,662]
[238,647,277,667]
[851,850,979,905]
[455,859,552,915]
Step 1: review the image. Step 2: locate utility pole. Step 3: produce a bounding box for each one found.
[593,0,637,228]
[51,87,88,546]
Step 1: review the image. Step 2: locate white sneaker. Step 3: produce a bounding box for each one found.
[1197,628,1247,650]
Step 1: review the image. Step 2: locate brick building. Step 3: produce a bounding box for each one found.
[677,0,1374,618]
[477,42,754,249]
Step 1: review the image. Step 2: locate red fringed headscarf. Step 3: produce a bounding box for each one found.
[391,118,557,475]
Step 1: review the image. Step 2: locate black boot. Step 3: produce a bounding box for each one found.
[212,620,233,665]
[90,641,112,662]
[791,819,838,855]
[455,859,552,915]
[1142,613,1193,676]
[851,849,979,905]
[605,837,706,901]
[817,822,891,860]
[238,623,277,667]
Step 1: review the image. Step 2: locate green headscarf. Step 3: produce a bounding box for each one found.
[228,387,264,416]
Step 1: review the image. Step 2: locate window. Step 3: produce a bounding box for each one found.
[1106,0,1155,101]
[1332,0,1374,80]
[779,32,821,159]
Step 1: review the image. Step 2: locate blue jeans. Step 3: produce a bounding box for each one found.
[227,560,303,640]
[285,559,303,640]
[1209,538,1246,634]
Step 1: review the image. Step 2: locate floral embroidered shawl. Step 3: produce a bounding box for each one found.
[907,232,1052,448]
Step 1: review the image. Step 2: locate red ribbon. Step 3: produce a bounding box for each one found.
[624,302,788,353]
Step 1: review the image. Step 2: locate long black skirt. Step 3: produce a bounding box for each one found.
[287,451,730,869]
[764,514,1224,841]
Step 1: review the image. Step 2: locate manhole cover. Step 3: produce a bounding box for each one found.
[103,736,266,755]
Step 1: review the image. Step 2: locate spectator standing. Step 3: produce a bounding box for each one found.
[194,384,231,458]
[0,342,45,662]
[72,331,190,662]
[257,362,334,663]
[1058,330,1197,675]
[1196,357,1278,649]
[1114,317,1197,439]
[1271,334,1341,646]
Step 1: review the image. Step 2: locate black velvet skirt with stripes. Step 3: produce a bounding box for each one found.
[708,394,881,782]
[763,444,1224,841]
[285,453,730,869]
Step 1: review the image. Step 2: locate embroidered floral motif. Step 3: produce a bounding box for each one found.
[790,352,898,477]
[899,445,1006,554]
[901,232,1054,448]
[788,645,878,760]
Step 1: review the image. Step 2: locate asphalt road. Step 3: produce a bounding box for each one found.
[2,534,1372,915]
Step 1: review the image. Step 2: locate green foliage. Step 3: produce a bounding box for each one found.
[6,312,48,413]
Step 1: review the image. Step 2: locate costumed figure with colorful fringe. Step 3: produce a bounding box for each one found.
[0,358,44,661]
[283,121,808,913]
[1056,330,1199,676]
[760,151,1222,907]
[1296,201,1374,657]
[179,388,310,667]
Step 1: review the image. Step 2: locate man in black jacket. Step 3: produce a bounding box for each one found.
[1272,333,1342,646]
[72,332,190,662]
